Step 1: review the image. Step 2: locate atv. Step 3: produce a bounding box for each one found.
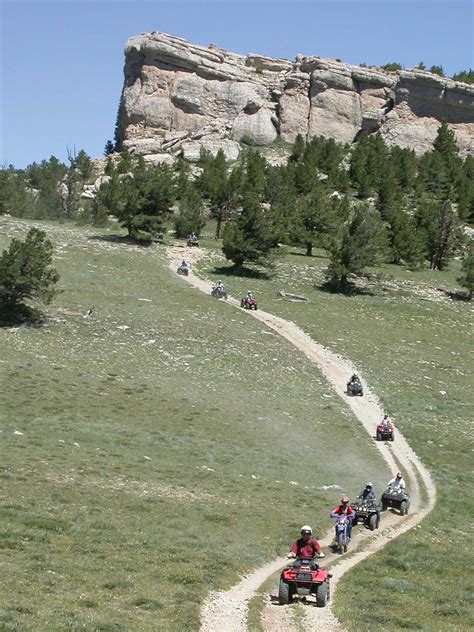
[211,287,227,300]
[177,265,189,276]
[352,497,381,531]
[240,297,257,310]
[279,557,331,607]
[381,487,410,515]
[376,421,394,441]
[186,237,199,247]
[347,379,363,396]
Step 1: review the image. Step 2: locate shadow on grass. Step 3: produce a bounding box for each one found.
[289,250,329,261]
[318,279,377,297]
[211,264,273,280]
[442,289,472,302]
[0,304,45,328]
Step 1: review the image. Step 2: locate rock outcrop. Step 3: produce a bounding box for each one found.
[117,31,474,161]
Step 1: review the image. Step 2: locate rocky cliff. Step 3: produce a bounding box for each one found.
[117,31,474,162]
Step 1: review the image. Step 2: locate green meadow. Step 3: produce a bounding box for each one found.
[0,218,390,631]
[198,229,473,631]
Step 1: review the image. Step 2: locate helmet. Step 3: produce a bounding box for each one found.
[341,496,349,504]
[396,472,402,479]
[218,280,222,284]
[366,482,373,488]
[300,525,312,534]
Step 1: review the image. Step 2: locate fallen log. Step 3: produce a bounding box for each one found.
[277,290,309,302]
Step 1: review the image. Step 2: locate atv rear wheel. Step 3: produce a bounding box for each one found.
[278,580,291,605]
[400,500,408,515]
[316,581,329,607]
[368,514,377,531]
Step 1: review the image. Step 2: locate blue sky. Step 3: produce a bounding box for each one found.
[1,0,473,168]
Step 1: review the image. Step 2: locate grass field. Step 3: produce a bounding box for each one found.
[0,218,390,631]
[197,231,474,631]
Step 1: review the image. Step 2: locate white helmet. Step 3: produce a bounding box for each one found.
[300,525,312,534]
[366,482,373,487]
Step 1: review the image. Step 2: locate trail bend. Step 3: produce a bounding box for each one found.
[168,247,436,632]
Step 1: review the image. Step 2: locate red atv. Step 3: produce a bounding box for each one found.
[279,557,331,607]
[240,297,258,310]
[376,420,395,441]
[186,237,199,247]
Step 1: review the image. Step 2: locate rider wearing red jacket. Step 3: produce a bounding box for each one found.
[289,525,324,558]
[330,496,355,539]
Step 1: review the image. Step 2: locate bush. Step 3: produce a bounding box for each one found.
[0,228,60,322]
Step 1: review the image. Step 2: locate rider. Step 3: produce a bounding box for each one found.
[330,496,355,539]
[388,472,406,490]
[350,373,360,384]
[245,290,253,301]
[358,482,377,501]
[288,525,324,559]
[180,259,188,270]
[189,231,197,243]
[381,413,391,428]
[215,279,225,291]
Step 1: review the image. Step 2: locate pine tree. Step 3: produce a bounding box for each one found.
[325,203,388,292]
[104,140,115,156]
[457,242,474,299]
[222,192,277,268]
[174,185,205,238]
[0,228,60,321]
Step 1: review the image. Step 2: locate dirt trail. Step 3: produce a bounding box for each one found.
[168,247,437,632]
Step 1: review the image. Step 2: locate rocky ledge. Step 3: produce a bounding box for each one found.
[116,31,474,161]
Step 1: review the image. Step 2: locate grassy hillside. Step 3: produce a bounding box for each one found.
[198,235,473,631]
[0,218,389,631]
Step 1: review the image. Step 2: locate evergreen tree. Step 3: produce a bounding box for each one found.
[457,242,474,299]
[325,203,388,292]
[104,140,115,156]
[429,65,444,77]
[174,185,205,238]
[116,149,133,175]
[0,228,60,321]
[289,134,305,162]
[414,194,463,270]
[451,69,474,84]
[222,192,277,268]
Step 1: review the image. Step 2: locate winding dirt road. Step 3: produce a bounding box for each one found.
[168,247,437,632]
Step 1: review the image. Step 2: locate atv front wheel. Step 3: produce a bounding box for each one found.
[278,580,290,605]
[316,581,329,607]
[400,500,408,515]
[376,432,382,440]
[368,514,377,531]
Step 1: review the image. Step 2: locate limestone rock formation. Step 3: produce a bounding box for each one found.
[117,31,474,160]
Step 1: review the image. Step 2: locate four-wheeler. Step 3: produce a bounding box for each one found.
[352,497,381,531]
[279,557,331,607]
[381,487,410,515]
[240,297,258,310]
[211,287,227,300]
[376,420,395,441]
[186,237,199,247]
[347,378,363,396]
[177,265,189,276]
[334,514,351,554]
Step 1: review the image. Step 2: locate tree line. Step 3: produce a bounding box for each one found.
[1,123,473,298]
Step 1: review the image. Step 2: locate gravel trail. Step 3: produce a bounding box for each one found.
[168,247,437,632]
